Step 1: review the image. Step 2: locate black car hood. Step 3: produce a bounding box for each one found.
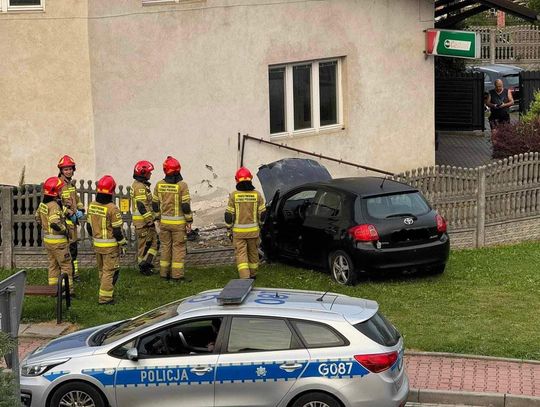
[257,158,332,201]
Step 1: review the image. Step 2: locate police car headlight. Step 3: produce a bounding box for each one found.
[21,358,70,377]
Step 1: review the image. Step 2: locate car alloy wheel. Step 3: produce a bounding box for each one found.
[329,250,357,285]
[59,390,96,407]
[301,402,331,407]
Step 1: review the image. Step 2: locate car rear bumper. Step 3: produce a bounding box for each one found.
[351,235,450,272]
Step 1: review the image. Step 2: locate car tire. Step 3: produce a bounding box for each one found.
[329,250,357,286]
[291,391,341,407]
[49,381,106,407]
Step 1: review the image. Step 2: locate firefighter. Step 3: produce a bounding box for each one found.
[34,177,74,292]
[225,167,266,279]
[86,175,127,305]
[152,156,193,282]
[57,155,85,282]
[131,160,158,276]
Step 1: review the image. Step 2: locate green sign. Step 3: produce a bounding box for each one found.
[426,29,480,59]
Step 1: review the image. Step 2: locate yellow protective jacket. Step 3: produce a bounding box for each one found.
[225,190,266,239]
[34,201,69,244]
[87,202,125,247]
[59,178,83,217]
[152,179,193,226]
[130,180,154,228]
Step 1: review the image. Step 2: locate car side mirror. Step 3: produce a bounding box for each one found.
[126,347,138,361]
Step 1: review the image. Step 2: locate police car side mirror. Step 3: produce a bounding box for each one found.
[126,347,139,361]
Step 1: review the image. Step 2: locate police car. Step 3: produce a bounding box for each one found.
[20,280,409,407]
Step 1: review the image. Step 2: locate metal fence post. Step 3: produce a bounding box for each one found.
[476,166,486,248]
[0,187,14,269]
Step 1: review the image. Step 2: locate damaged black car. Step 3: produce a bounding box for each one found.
[258,158,450,285]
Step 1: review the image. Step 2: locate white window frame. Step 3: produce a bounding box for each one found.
[0,0,44,12]
[142,0,195,5]
[269,58,343,140]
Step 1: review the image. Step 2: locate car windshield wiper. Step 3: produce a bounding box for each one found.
[92,322,124,345]
[385,213,416,219]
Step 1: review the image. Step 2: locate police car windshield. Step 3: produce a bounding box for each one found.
[100,300,182,345]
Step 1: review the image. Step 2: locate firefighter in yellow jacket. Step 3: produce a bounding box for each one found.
[153,156,193,282]
[57,155,85,281]
[131,160,158,276]
[34,177,74,291]
[86,175,127,305]
[225,167,266,279]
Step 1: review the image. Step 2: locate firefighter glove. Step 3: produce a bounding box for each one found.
[75,210,84,219]
[70,214,77,223]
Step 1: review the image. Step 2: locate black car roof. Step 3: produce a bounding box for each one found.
[300,177,418,197]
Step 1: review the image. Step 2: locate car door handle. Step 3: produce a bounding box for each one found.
[190,366,213,375]
[279,363,303,372]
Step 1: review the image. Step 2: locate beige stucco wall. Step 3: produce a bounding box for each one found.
[87,0,434,199]
[0,0,95,186]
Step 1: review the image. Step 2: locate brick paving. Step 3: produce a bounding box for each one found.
[436,132,493,169]
[406,354,540,397]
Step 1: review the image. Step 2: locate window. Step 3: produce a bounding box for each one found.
[310,191,342,218]
[292,320,346,348]
[354,312,400,347]
[227,317,298,353]
[137,318,223,358]
[0,0,43,11]
[281,189,317,222]
[360,192,430,220]
[269,58,343,137]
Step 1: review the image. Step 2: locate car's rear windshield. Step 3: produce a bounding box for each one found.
[98,300,183,345]
[503,74,519,87]
[354,312,400,347]
[358,191,430,220]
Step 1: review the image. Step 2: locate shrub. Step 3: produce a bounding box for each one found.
[522,90,540,123]
[491,119,540,158]
[0,332,19,407]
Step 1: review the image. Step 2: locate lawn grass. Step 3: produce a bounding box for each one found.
[2,241,540,360]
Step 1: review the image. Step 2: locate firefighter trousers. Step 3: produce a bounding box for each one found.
[135,225,158,266]
[95,246,120,304]
[233,237,259,279]
[45,242,73,289]
[159,223,186,279]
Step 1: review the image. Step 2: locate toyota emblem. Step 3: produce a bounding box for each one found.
[403,217,414,225]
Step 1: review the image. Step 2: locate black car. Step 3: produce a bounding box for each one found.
[258,159,450,285]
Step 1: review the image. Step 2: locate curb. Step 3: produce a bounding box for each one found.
[408,389,540,406]
[406,350,540,365]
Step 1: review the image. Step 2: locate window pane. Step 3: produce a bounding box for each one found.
[310,191,341,217]
[9,0,41,5]
[227,317,294,352]
[269,68,286,134]
[293,64,312,130]
[319,61,338,126]
[294,321,345,348]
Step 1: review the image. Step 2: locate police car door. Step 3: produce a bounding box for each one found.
[215,315,310,407]
[115,317,222,407]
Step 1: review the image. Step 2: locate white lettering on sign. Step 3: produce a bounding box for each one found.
[443,39,471,51]
[140,369,189,383]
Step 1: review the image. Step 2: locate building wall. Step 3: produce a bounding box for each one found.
[0,0,95,185]
[87,0,434,197]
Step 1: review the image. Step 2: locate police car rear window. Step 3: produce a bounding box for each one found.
[292,320,346,348]
[354,312,400,347]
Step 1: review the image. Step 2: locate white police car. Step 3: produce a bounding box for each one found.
[20,280,409,407]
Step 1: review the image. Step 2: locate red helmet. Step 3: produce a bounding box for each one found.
[97,175,116,195]
[235,167,253,183]
[163,156,181,176]
[43,177,65,197]
[57,155,76,170]
[134,160,154,178]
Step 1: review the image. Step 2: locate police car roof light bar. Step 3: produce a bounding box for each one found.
[217,279,254,305]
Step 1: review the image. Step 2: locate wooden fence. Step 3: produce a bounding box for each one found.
[469,25,540,66]
[394,152,540,248]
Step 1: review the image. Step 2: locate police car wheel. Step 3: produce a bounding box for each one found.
[291,391,341,407]
[329,250,357,286]
[50,381,106,407]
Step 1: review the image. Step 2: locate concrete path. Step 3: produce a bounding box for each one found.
[436,131,493,168]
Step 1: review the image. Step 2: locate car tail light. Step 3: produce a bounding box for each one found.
[354,351,398,373]
[436,214,447,233]
[348,224,379,242]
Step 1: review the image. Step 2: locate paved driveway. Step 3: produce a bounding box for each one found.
[436,132,492,169]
